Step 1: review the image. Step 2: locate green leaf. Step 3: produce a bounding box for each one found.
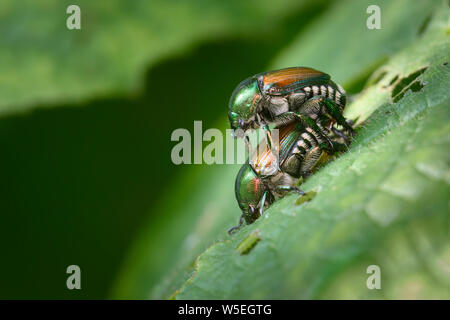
[112,0,450,299]
[271,0,441,90]
[0,0,305,117]
[175,30,449,300]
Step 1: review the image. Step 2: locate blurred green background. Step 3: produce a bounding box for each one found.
[0,0,448,299]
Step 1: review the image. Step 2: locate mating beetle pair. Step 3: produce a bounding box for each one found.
[227,67,354,233]
[228,67,354,150]
[228,119,349,234]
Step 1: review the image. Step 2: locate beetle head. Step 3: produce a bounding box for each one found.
[235,163,266,224]
[228,78,262,134]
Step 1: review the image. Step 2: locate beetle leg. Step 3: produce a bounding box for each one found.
[346,118,355,126]
[317,96,355,136]
[300,145,323,177]
[244,134,252,155]
[331,140,349,152]
[275,185,305,196]
[294,113,335,152]
[271,111,297,126]
[328,119,335,131]
[326,118,354,147]
[228,214,245,235]
[263,124,274,152]
[271,111,334,152]
[258,191,268,217]
[261,124,280,170]
[331,126,351,146]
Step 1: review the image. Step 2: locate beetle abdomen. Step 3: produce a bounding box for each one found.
[281,128,323,177]
[302,81,346,107]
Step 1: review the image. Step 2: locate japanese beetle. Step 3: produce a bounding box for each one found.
[228,67,354,148]
[228,119,349,234]
[229,162,272,234]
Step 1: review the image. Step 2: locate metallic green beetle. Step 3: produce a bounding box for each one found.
[228,119,348,234]
[228,67,354,145]
[230,163,271,232]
